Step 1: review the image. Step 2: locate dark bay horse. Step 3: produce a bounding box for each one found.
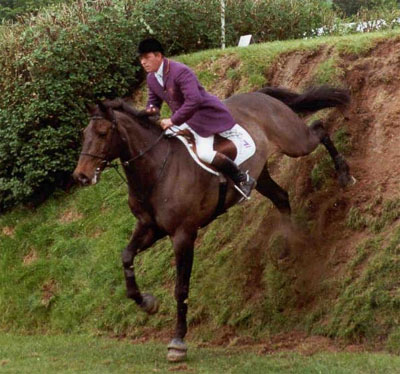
[73,86,352,361]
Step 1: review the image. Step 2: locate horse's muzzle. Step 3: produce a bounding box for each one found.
[73,169,100,186]
[73,171,90,186]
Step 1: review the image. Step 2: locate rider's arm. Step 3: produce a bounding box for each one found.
[170,68,202,126]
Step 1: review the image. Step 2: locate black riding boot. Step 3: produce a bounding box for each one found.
[211,153,256,198]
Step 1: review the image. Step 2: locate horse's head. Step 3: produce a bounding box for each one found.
[73,102,121,186]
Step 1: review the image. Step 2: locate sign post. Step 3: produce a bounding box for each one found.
[238,34,253,47]
[221,0,226,49]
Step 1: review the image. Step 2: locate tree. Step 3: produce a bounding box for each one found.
[333,0,400,16]
[0,0,72,21]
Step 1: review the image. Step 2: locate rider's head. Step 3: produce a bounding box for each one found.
[138,38,164,73]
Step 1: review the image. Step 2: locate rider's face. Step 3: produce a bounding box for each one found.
[139,52,163,73]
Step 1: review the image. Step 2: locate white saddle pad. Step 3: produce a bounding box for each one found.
[165,123,256,175]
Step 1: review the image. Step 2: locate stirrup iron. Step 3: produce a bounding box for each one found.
[234,184,251,201]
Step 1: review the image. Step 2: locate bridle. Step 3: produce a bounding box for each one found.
[80,110,170,187]
[80,115,118,165]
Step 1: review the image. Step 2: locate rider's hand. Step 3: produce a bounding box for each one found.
[160,118,173,130]
[146,105,159,115]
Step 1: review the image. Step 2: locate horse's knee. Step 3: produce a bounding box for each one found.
[121,248,134,268]
[310,120,327,140]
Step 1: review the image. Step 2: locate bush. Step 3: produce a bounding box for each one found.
[225,0,337,42]
[333,0,400,17]
[0,1,73,22]
[131,0,222,55]
[0,1,142,210]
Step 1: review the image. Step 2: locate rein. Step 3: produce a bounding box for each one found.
[122,131,165,167]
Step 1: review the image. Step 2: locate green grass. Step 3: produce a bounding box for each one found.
[321,227,400,346]
[310,126,351,190]
[1,334,400,374]
[0,170,283,338]
[177,30,400,93]
[312,57,345,86]
[346,198,400,234]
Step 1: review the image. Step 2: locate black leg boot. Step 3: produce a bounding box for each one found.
[211,153,256,199]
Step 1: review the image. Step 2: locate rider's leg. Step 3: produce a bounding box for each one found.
[211,153,256,198]
[194,132,256,198]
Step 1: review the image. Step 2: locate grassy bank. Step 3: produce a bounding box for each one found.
[1,334,400,374]
[1,29,400,349]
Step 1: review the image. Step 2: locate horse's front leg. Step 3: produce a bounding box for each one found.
[167,228,197,362]
[122,222,165,314]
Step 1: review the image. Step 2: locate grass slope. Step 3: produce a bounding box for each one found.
[1,30,400,351]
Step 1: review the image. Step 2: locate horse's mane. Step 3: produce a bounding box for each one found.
[101,98,162,135]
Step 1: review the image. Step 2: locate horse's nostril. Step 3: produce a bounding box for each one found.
[74,172,90,186]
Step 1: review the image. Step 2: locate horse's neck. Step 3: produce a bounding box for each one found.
[117,114,168,195]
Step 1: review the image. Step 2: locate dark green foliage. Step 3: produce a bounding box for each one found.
[0,2,143,210]
[0,0,72,21]
[132,0,338,54]
[132,0,222,55]
[333,0,400,17]
[225,0,337,42]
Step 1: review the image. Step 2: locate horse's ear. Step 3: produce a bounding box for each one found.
[95,100,116,122]
[86,102,97,116]
[97,100,108,114]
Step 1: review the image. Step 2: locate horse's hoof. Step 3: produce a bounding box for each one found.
[348,175,357,186]
[339,174,356,188]
[139,293,159,315]
[167,338,188,362]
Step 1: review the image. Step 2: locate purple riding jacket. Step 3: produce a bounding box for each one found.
[146,58,235,137]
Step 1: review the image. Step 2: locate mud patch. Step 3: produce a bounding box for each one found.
[23,249,38,266]
[196,54,241,99]
[2,226,15,237]
[266,45,334,89]
[41,280,58,307]
[59,209,83,223]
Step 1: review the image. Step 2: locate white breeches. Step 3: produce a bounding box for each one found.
[169,123,256,165]
[195,124,256,165]
[193,131,217,164]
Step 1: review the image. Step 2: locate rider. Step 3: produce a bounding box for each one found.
[138,38,256,198]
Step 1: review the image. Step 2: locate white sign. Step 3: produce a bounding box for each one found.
[238,35,252,47]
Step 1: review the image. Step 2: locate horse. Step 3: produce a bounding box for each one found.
[73,85,352,362]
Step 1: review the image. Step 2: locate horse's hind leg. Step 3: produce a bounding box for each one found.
[310,120,354,187]
[256,166,292,258]
[256,165,291,216]
[121,222,165,314]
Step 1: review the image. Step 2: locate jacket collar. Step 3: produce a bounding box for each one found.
[162,58,170,86]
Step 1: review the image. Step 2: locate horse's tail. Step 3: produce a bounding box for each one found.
[258,85,350,114]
